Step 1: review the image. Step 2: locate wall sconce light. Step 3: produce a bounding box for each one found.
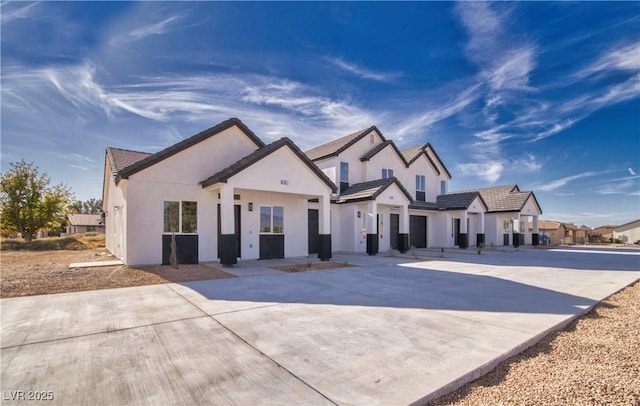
[114,206,119,211]
[357,211,361,218]
[248,202,253,211]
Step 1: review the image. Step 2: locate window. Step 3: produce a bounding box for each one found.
[416,175,425,191]
[340,162,349,183]
[382,168,394,179]
[415,175,426,202]
[440,180,447,195]
[182,201,198,233]
[260,206,284,234]
[164,201,197,233]
[164,201,179,232]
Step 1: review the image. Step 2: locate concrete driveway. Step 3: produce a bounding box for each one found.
[2,248,638,405]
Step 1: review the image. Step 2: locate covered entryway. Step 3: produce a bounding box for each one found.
[200,138,336,265]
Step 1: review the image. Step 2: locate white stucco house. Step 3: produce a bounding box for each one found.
[103,118,335,266]
[613,219,640,243]
[447,185,543,248]
[103,117,543,266]
[306,126,480,253]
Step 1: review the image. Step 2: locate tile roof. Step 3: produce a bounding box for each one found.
[408,200,440,210]
[527,220,562,230]
[68,214,103,226]
[106,148,152,177]
[435,191,484,211]
[337,178,412,203]
[359,140,409,165]
[400,144,426,164]
[305,126,381,161]
[400,143,452,179]
[201,137,337,192]
[449,184,535,212]
[113,118,264,183]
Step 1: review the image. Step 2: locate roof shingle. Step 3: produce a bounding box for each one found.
[305,126,380,161]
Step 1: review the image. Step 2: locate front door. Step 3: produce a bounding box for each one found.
[308,209,319,254]
[454,218,461,246]
[390,214,399,250]
[217,204,241,258]
[409,215,427,248]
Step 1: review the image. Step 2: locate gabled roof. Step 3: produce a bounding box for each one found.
[305,126,382,161]
[113,118,264,183]
[400,144,452,179]
[68,214,103,226]
[201,137,337,192]
[435,191,486,211]
[359,140,409,166]
[449,184,541,213]
[337,177,412,204]
[528,220,562,230]
[106,148,152,177]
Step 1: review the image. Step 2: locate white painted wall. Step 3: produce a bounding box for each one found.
[404,154,444,202]
[613,220,640,243]
[130,127,260,185]
[364,146,406,182]
[103,158,127,262]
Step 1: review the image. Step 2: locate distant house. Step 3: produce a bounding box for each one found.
[448,185,542,248]
[66,214,105,235]
[613,219,640,243]
[590,225,617,243]
[528,220,563,245]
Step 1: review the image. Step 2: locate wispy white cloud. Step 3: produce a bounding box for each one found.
[456,162,504,183]
[0,2,39,25]
[576,42,640,78]
[535,172,597,192]
[629,168,637,176]
[327,57,402,82]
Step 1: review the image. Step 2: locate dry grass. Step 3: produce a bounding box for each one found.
[1,232,106,251]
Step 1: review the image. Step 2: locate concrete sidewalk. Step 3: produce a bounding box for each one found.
[1,248,638,405]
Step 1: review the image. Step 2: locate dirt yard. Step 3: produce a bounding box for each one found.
[1,249,236,298]
[270,261,353,273]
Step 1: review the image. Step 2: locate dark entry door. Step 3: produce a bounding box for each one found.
[308,209,319,254]
[454,218,461,246]
[390,214,399,250]
[409,215,427,248]
[217,204,241,258]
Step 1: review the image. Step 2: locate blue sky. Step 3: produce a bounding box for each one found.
[1,1,639,227]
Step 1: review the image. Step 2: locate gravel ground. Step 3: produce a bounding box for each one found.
[430,280,640,405]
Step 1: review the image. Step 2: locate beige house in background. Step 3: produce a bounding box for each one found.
[590,225,617,243]
[528,220,588,245]
[65,214,105,235]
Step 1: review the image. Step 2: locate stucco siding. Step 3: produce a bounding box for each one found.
[130,127,259,185]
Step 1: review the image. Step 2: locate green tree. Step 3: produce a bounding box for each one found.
[0,160,74,242]
[70,198,103,214]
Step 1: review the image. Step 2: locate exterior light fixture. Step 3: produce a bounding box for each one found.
[248,202,253,211]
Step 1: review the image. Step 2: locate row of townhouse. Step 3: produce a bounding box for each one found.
[102,118,542,266]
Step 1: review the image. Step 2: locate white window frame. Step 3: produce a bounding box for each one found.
[416,175,426,192]
[260,205,284,234]
[382,168,394,179]
[163,200,198,234]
